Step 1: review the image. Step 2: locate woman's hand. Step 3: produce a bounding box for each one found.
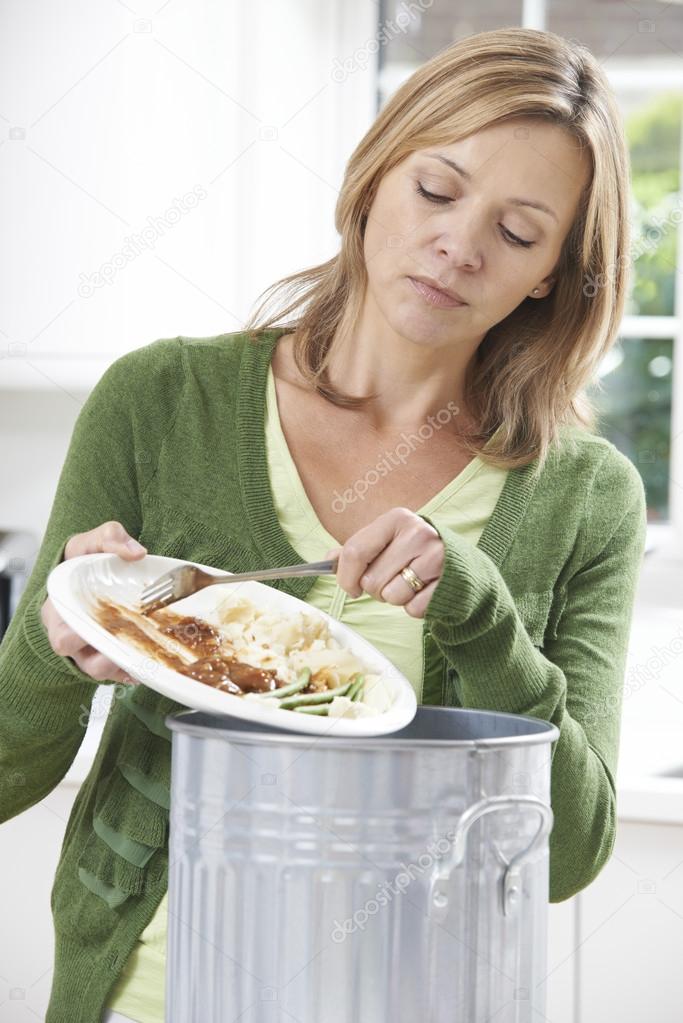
[41,520,147,684]
[325,507,444,619]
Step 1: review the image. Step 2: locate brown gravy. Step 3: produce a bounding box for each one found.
[92,598,287,695]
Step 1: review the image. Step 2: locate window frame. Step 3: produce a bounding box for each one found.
[380,0,683,544]
[522,5,683,543]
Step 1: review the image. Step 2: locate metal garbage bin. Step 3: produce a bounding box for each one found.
[165,705,559,1022]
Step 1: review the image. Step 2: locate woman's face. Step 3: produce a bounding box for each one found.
[361,117,593,346]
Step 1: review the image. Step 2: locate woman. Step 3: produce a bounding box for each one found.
[0,26,646,1023]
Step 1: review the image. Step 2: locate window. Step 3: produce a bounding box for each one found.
[377,0,683,527]
[588,337,673,521]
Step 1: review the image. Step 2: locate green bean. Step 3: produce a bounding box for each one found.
[344,677,359,700]
[293,704,329,715]
[280,681,352,710]
[346,674,365,702]
[264,667,312,700]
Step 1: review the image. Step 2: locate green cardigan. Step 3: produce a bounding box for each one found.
[0,328,647,1023]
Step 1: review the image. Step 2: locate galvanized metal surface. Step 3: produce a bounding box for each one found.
[165,706,559,1022]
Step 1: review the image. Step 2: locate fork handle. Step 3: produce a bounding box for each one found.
[206,557,339,585]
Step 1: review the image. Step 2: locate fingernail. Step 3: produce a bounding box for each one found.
[126,538,146,554]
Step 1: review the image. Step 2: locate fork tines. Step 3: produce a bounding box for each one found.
[139,565,193,615]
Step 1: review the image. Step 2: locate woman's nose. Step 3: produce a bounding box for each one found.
[438,207,484,272]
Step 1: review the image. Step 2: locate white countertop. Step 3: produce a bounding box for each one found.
[62,686,114,788]
[615,599,683,824]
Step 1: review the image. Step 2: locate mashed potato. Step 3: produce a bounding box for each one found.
[206,592,393,717]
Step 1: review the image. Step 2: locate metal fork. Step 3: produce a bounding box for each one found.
[138,556,340,615]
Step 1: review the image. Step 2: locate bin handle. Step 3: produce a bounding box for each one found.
[428,795,553,921]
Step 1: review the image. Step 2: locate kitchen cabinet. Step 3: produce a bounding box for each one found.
[2,0,377,392]
[543,899,578,1023]
[0,780,80,1021]
[577,818,683,1022]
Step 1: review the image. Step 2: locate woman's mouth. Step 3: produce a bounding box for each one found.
[407,276,467,310]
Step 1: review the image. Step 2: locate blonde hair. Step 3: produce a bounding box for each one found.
[243,26,631,472]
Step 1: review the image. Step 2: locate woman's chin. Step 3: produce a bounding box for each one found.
[391,307,461,344]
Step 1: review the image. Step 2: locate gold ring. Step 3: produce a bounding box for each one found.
[400,565,425,593]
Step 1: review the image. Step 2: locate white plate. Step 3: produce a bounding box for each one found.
[47,553,418,737]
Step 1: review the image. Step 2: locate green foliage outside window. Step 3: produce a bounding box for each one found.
[627,93,682,318]
[589,339,673,521]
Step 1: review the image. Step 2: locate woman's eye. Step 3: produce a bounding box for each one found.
[415,181,452,205]
[500,227,534,249]
[414,180,535,249]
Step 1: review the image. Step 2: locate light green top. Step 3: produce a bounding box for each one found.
[105,361,509,1021]
[262,362,510,698]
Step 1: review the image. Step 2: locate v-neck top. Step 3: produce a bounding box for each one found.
[264,360,509,701]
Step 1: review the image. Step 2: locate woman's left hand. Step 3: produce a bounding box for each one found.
[324,507,445,619]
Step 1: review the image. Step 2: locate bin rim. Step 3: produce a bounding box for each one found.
[165,704,560,752]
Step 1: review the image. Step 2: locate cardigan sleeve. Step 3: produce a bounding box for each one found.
[418,446,647,903]
[0,337,185,825]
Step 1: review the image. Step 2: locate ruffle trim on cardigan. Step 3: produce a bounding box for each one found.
[76,694,173,908]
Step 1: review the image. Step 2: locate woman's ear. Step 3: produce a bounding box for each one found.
[531,274,557,299]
